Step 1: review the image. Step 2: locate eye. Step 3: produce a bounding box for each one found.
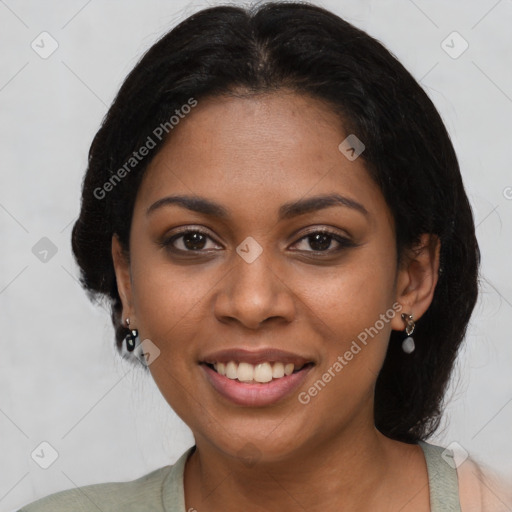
[292,229,354,253]
[162,228,222,252]
[161,227,354,255]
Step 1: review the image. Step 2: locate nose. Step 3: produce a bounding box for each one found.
[213,253,296,330]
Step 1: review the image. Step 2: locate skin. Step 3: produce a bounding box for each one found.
[112,91,442,511]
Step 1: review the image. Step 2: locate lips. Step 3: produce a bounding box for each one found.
[199,348,314,406]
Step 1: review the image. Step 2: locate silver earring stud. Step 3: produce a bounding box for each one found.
[401,313,415,354]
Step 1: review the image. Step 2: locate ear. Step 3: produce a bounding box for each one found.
[391,233,441,331]
[111,234,135,323]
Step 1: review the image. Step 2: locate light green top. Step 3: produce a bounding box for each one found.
[18,441,461,511]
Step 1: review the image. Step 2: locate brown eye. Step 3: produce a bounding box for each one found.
[292,229,355,254]
[307,232,333,251]
[181,231,208,250]
[162,229,221,253]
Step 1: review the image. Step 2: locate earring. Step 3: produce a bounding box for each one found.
[401,313,415,354]
[124,318,138,352]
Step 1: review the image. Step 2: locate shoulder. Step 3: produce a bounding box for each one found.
[457,457,512,512]
[18,465,172,512]
[417,440,512,511]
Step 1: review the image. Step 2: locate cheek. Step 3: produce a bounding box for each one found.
[304,249,396,334]
[128,254,211,421]
[130,259,214,343]
[301,247,397,389]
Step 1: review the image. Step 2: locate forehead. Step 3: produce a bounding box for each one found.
[136,91,387,222]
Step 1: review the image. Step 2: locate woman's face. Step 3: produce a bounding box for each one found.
[114,91,416,461]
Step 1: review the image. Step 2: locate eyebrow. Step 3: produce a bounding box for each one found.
[146,193,369,219]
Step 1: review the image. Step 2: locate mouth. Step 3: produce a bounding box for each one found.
[199,348,315,406]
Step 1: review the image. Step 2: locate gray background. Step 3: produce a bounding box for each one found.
[1,0,511,510]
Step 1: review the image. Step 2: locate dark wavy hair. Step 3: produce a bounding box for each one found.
[71,1,480,443]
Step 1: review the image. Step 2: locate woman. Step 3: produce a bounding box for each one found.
[19,2,511,511]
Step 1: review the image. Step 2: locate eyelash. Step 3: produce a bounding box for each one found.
[161,227,355,255]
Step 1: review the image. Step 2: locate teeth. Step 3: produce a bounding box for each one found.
[212,361,303,383]
[226,361,238,379]
[254,363,273,383]
[272,362,285,378]
[284,363,294,376]
[237,362,254,382]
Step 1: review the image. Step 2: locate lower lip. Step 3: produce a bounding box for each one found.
[201,364,313,407]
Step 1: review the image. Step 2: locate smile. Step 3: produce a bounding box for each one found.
[200,348,314,406]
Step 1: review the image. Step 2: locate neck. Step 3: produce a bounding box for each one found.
[183,414,412,511]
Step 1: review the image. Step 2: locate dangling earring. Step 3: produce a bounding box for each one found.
[124,318,138,352]
[401,313,415,354]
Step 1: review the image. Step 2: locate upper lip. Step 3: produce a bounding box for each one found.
[201,348,313,366]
